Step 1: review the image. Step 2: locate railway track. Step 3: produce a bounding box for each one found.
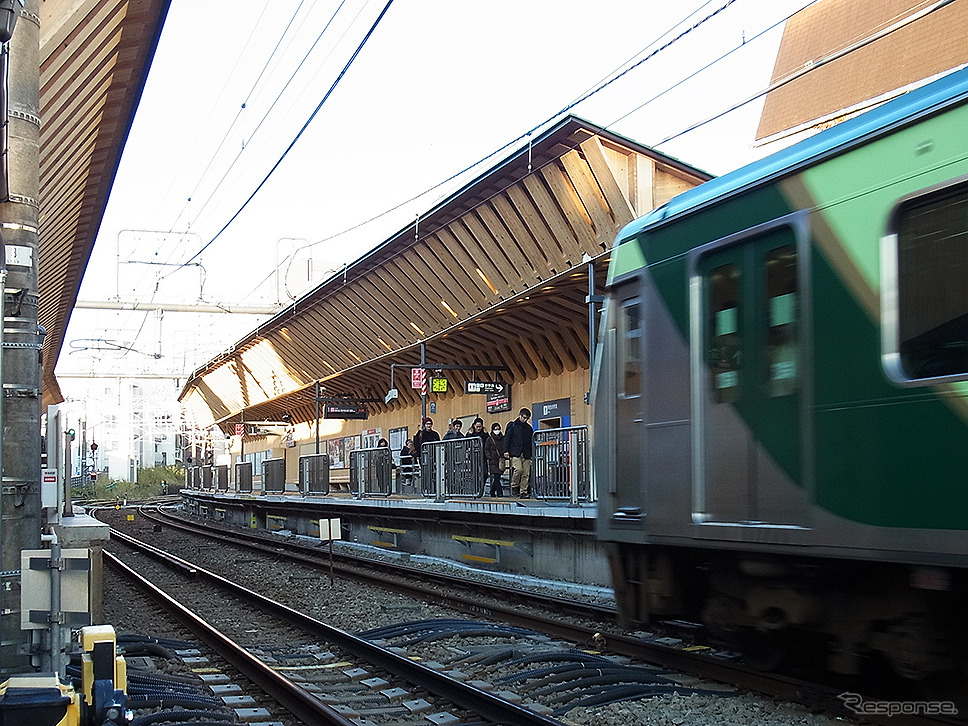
[108,529,576,725]
[101,506,958,726]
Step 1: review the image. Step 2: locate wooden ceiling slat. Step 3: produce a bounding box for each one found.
[538,162,599,257]
[503,186,566,274]
[423,232,492,303]
[560,149,619,251]
[510,337,543,379]
[494,188,562,279]
[480,198,554,281]
[407,243,478,317]
[393,248,453,312]
[275,315,331,372]
[521,173,584,264]
[369,265,440,331]
[354,276,420,343]
[463,210,536,287]
[579,137,637,229]
[440,223,514,298]
[328,295,394,358]
[339,286,409,350]
[383,256,451,329]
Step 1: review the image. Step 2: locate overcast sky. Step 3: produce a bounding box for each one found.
[57,0,818,390]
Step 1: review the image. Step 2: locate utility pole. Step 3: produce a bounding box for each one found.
[0,0,41,674]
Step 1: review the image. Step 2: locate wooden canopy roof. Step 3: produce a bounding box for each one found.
[178,117,711,430]
[39,0,171,406]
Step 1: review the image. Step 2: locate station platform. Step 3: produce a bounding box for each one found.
[180,489,607,588]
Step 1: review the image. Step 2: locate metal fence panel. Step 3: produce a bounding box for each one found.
[532,426,592,504]
[215,464,229,492]
[299,454,330,495]
[202,466,213,491]
[350,447,392,497]
[262,458,285,494]
[422,438,484,501]
[236,461,253,493]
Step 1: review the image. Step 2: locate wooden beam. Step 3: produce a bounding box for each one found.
[579,137,636,228]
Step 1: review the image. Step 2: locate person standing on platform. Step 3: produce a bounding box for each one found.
[413,417,440,456]
[504,407,534,498]
[466,417,488,494]
[484,422,506,497]
[443,419,464,440]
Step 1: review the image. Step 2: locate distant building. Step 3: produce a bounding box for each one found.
[60,377,180,481]
[756,0,968,145]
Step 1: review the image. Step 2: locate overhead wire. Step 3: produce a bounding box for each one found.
[181,0,356,234]
[274,0,744,287]
[653,0,959,147]
[182,0,397,268]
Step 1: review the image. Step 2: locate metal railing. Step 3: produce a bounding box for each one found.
[201,466,213,490]
[215,464,229,492]
[350,447,393,497]
[421,437,484,501]
[532,426,592,505]
[396,454,419,493]
[299,453,330,495]
[236,461,253,493]
[262,458,285,494]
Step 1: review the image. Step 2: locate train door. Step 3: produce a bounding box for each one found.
[690,213,810,527]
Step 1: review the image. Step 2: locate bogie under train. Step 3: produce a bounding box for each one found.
[593,66,968,688]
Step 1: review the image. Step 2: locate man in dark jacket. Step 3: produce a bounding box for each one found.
[503,408,534,497]
[413,417,440,456]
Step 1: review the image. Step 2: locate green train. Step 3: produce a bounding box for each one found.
[593,66,968,686]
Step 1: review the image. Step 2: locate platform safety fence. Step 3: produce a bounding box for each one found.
[421,437,484,501]
[531,426,592,505]
[299,453,330,495]
[262,458,285,494]
[396,452,419,493]
[235,461,253,493]
[349,447,393,497]
[215,464,229,492]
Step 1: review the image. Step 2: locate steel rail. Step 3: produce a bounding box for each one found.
[108,529,573,726]
[104,550,358,726]
[126,507,960,726]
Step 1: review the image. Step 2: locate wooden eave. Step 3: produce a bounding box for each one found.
[39,0,172,406]
[179,117,712,430]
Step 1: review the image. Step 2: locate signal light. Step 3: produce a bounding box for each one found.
[67,428,75,441]
[90,442,98,452]
[90,472,97,482]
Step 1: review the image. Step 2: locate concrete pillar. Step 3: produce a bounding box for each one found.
[0,0,42,674]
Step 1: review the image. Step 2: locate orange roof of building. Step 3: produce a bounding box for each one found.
[756,0,968,141]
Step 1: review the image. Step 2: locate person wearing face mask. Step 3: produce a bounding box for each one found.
[484,422,506,497]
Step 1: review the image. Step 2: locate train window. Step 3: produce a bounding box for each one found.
[618,300,641,397]
[765,246,798,397]
[894,182,968,379]
[706,264,741,403]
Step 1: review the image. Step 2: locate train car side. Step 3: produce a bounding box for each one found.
[593,67,968,682]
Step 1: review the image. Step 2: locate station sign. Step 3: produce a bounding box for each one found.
[323,403,369,420]
[464,380,508,395]
[431,377,448,393]
[411,368,426,389]
[486,387,511,414]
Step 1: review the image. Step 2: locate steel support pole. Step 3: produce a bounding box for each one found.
[0,0,41,675]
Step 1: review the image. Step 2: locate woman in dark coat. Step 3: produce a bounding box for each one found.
[466,417,489,494]
[484,422,506,497]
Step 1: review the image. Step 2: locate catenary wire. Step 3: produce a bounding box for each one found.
[182,0,397,268]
